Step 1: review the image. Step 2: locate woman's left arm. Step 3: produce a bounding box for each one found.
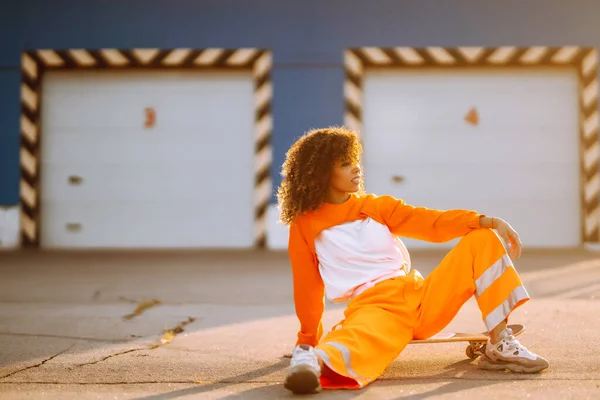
[374,195,522,259]
[373,195,484,242]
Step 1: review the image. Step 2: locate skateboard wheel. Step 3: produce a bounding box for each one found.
[465,345,477,360]
[466,341,486,360]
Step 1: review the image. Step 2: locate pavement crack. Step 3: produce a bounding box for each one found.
[76,317,198,366]
[152,317,197,347]
[122,298,162,320]
[0,343,76,380]
[76,348,148,367]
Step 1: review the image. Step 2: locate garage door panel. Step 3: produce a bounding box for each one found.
[43,101,253,131]
[366,162,579,200]
[366,125,577,142]
[363,128,576,164]
[40,163,253,202]
[45,70,250,93]
[41,132,253,164]
[363,68,580,248]
[367,69,578,126]
[43,72,253,129]
[371,107,577,131]
[40,202,254,248]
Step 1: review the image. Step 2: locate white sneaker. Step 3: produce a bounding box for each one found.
[284,344,322,394]
[478,327,549,373]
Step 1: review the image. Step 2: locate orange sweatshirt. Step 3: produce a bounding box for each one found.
[287,193,484,347]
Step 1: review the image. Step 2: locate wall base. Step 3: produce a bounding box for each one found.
[0,205,20,249]
[583,242,600,252]
[266,204,289,250]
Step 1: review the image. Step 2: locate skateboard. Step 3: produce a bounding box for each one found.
[402,323,525,360]
[283,324,525,361]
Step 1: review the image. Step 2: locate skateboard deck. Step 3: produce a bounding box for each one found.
[283,324,525,361]
[410,323,525,344]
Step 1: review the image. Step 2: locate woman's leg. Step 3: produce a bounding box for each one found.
[284,276,420,393]
[413,228,548,372]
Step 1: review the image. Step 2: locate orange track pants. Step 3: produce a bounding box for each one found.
[314,228,530,389]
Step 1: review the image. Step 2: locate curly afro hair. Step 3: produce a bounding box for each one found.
[276,126,364,226]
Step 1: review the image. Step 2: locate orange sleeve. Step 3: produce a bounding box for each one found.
[288,222,325,347]
[373,195,483,243]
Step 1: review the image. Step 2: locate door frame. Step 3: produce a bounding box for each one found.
[20,48,273,248]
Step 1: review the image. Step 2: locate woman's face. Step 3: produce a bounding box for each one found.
[330,158,362,194]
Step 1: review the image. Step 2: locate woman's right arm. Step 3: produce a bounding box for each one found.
[288,223,325,347]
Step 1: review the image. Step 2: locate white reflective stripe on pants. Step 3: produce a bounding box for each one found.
[484,285,530,331]
[475,254,513,299]
[315,342,371,386]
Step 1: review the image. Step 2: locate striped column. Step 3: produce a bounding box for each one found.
[578,50,600,242]
[344,46,600,243]
[20,52,41,244]
[19,48,273,248]
[253,51,273,248]
[344,50,363,135]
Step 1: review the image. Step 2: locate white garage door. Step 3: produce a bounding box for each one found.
[363,68,580,249]
[40,70,255,249]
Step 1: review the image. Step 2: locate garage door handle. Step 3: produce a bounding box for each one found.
[66,223,82,232]
[68,175,83,185]
[392,175,405,183]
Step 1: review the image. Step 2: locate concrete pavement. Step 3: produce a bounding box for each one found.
[0,249,599,399]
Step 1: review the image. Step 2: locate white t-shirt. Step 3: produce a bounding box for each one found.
[314,217,411,303]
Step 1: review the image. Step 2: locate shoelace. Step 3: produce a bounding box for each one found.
[499,328,523,352]
[291,350,316,366]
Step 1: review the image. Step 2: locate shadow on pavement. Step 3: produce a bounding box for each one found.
[390,378,500,400]
[379,359,502,399]
[219,383,365,400]
[130,358,290,400]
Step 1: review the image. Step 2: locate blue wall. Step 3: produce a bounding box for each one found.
[2,0,600,204]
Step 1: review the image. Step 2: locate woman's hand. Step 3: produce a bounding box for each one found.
[492,217,522,260]
[480,216,522,260]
